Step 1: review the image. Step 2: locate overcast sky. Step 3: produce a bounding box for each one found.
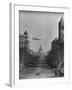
[19,11,64,53]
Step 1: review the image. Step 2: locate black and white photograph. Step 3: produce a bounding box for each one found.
[19,10,64,79]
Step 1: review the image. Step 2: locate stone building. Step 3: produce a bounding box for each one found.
[19,30,29,48]
[59,17,64,42]
[51,17,64,75]
[52,17,64,55]
[52,17,64,52]
[19,30,30,63]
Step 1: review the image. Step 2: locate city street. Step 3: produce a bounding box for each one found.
[19,67,55,79]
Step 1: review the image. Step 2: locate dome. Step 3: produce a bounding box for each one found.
[24,30,28,35]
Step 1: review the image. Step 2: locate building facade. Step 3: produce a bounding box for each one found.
[19,30,30,63]
[51,17,64,75]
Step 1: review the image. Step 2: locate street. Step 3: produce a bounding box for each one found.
[19,67,55,79]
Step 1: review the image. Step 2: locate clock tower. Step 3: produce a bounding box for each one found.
[59,17,64,42]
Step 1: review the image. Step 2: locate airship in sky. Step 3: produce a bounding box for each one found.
[32,37,41,40]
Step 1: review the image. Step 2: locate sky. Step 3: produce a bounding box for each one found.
[19,11,64,53]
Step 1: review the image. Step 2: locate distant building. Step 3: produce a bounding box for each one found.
[37,46,46,67]
[38,46,43,56]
